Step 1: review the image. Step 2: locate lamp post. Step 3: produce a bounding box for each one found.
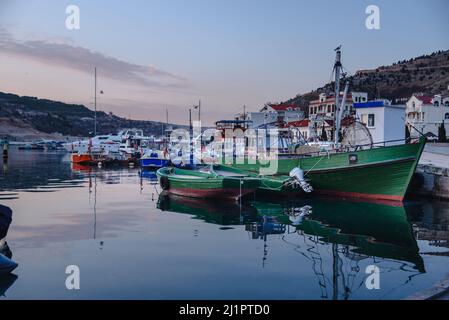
[189,108,193,166]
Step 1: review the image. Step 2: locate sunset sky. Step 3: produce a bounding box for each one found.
[1,0,448,125]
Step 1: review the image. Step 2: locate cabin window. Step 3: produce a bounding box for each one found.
[445,101,449,107]
[445,113,449,120]
[434,101,440,107]
[368,114,375,127]
[349,154,358,164]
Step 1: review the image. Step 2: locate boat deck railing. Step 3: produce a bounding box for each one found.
[281,137,418,158]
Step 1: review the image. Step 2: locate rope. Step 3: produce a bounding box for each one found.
[304,155,327,177]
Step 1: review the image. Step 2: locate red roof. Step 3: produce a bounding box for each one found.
[268,103,298,111]
[284,117,354,128]
[285,119,310,127]
[310,93,353,105]
[414,94,433,104]
[341,116,355,127]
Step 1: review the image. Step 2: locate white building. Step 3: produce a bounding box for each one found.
[354,100,406,145]
[236,103,304,129]
[309,92,368,119]
[405,93,449,138]
[238,112,277,129]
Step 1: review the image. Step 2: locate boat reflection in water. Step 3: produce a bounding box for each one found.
[157,193,425,300]
[157,192,258,226]
[0,204,18,296]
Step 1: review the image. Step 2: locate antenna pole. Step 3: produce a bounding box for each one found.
[333,47,342,145]
[166,107,169,125]
[243,105,246,129]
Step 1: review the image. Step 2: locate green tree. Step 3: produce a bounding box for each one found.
[438,121,447,142]
[321,123,328,141]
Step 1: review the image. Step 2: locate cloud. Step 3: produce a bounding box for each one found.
[0,27,189,89]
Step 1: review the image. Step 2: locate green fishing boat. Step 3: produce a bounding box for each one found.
[230,137,425,201]
[223,48,426,202]
[156,166,261,200]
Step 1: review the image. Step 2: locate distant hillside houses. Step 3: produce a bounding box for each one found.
[406,92,449,138]
[255,90,449,143]
[235,102,304,129]
[309,92,368,119]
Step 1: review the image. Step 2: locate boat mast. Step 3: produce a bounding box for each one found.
[94,67,97,137]
[333,47,342,145]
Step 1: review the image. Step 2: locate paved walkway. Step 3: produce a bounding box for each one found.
[420,144,449,169]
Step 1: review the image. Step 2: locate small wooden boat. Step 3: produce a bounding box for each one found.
[201,165,313,196]
[156,166,261,200]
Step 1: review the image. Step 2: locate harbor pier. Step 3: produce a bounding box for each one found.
[410,144,449,200]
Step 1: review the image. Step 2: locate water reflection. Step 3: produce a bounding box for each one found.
[0,150,83,192]
[157,193,431,300]
[408,201,449,258]
[1,149,449,299]
[157,192,258,225]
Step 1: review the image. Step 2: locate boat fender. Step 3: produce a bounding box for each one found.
[160,175,170,190]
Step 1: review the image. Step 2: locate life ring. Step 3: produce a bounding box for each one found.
[160,175,170,190]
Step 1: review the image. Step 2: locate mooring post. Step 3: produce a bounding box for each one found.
[2,138,8,161]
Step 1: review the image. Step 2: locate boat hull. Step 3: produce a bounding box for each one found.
[140,158,170,169]
[71,154,93,164]
[165,186,256,199]
[156,168,260,200]
[230,138,426,202]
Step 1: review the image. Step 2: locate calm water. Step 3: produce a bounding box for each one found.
[0,149,448,300]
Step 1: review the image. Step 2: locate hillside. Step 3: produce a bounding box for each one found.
[286,49,449,115]
[0,92,184,140]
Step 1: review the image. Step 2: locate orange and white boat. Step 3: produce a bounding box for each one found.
[71,153,93,165]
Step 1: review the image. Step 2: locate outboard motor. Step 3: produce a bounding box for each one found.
[288,205,313,226]
[288,167,313,193]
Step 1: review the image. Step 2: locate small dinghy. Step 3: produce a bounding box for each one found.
[0,204,18,275]
[0,254,18,275]
[156,166,261,200]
